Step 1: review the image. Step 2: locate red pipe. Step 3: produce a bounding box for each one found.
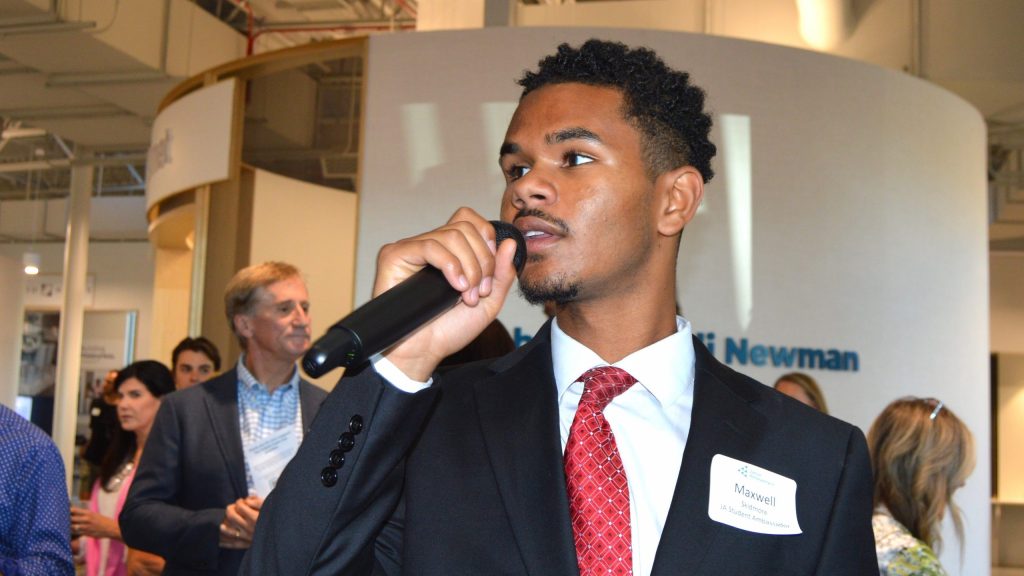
[395,0,418,18]
[222,0,415,56]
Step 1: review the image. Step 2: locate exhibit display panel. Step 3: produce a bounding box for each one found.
[358,28,989,574]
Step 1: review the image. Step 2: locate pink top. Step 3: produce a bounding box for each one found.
[85,466,135,576]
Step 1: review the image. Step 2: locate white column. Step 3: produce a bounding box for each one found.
[188,185,211,336]
[0,255,24,409]
[53,160,93,491]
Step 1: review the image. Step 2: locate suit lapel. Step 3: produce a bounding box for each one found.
[298,380,320,432]
[203,370,248,498]
[651,338,767,575]
[473,325,579,576]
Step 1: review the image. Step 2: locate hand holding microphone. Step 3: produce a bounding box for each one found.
[303,210,526,381]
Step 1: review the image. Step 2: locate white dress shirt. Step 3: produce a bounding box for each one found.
[551,316,695,576]
[373,316,696,576]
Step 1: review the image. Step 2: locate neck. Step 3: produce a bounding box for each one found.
[556,288,678,364]
[134,428,149,457]
[244,352,296,392]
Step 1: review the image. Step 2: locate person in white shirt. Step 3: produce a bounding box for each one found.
[244,39,877,576]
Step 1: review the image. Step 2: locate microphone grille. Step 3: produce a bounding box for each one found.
[491,221,527,273]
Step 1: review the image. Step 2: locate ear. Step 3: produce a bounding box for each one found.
[233,314,254,340]
[655,166,704,237]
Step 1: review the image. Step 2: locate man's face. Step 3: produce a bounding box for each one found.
[499,83,659,305]
[174,350,216,390]
[236,276,312,364]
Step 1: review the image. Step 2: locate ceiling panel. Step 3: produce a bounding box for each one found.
[0,73,104,109]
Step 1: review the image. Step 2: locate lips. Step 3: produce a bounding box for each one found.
[514,215,565,251]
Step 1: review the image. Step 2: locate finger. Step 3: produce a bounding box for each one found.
[219,522,248,542]
[483,237,520,309]
[234,502,259,530]
[218,530,245,549]
[374,210,494,301]
[378,228,482,300]
[223,504,246,531]
[246,495,264,510]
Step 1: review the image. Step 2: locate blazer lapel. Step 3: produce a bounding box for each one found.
[204,370,248,498]
[298,380,320,432]
[651,338,767,575]
[473,324,580,576]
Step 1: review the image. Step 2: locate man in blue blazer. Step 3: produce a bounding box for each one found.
[243,40,877,575]
[121,262,327,575]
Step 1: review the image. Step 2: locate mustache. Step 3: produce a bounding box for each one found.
[512,208,570,236]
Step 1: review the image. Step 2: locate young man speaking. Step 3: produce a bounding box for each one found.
[243,40,877,576]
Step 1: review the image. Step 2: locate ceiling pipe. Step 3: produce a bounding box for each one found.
[250,22,414,44]
[794,0,855,51]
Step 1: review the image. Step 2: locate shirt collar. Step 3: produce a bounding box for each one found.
[236,354,299,394]
[551,316,695,408]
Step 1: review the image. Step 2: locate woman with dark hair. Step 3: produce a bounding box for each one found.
[868,397,975,575]
[70,360,173,576]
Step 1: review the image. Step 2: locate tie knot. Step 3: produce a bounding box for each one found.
[577,366,637,410]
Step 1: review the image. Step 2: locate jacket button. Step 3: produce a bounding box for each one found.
[329,449,346,468]
[349,415,364,434]
[320,467,338,487]
[337,432,356,451]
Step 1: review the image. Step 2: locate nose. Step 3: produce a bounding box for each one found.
[507,169,555,211]
[293,306,311,328]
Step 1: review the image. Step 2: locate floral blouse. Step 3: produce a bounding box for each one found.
[873,506,946,576]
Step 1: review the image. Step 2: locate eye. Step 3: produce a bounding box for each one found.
[564,151,595,168]
[506,164,530,182]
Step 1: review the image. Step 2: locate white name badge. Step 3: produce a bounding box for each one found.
[244,426,299,499]
[707,454,802,535]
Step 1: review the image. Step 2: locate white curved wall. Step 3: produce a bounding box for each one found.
[357,28,988,574]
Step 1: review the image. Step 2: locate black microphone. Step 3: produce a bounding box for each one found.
[302,221,527,377]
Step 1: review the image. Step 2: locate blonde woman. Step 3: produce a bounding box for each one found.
[867,397,975,575]
[773,372,829,414]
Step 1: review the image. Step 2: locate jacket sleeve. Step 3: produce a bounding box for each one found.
[240,363,438,575]
[814,426,880,575]
[119,397,227,571]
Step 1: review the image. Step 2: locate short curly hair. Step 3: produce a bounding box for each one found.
[518,39,716,183]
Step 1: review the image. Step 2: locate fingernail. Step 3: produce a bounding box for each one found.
[457,275,469,290]
[481,276,493,295]
[487,239,497,253]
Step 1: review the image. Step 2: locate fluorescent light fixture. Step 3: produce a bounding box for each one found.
[0,127,46,139]
[23,252,40,275]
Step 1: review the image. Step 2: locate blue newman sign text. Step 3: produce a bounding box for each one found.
[512,328,860,373]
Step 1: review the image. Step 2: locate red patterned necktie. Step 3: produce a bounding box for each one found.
[564,366,637,576]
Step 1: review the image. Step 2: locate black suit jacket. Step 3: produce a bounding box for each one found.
[121,368,327,575]
[243,324,877,575]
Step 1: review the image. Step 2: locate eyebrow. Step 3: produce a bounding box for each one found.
[547,127,602,145]
[499,127,603,159]
[499,142,519,157]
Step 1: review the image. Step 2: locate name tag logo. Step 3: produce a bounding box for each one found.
[707,454,802,535]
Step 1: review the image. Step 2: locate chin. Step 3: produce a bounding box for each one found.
[519,276,580,306]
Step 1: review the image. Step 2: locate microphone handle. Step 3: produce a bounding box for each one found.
[302,220,525,378]
[302,266,457,377]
